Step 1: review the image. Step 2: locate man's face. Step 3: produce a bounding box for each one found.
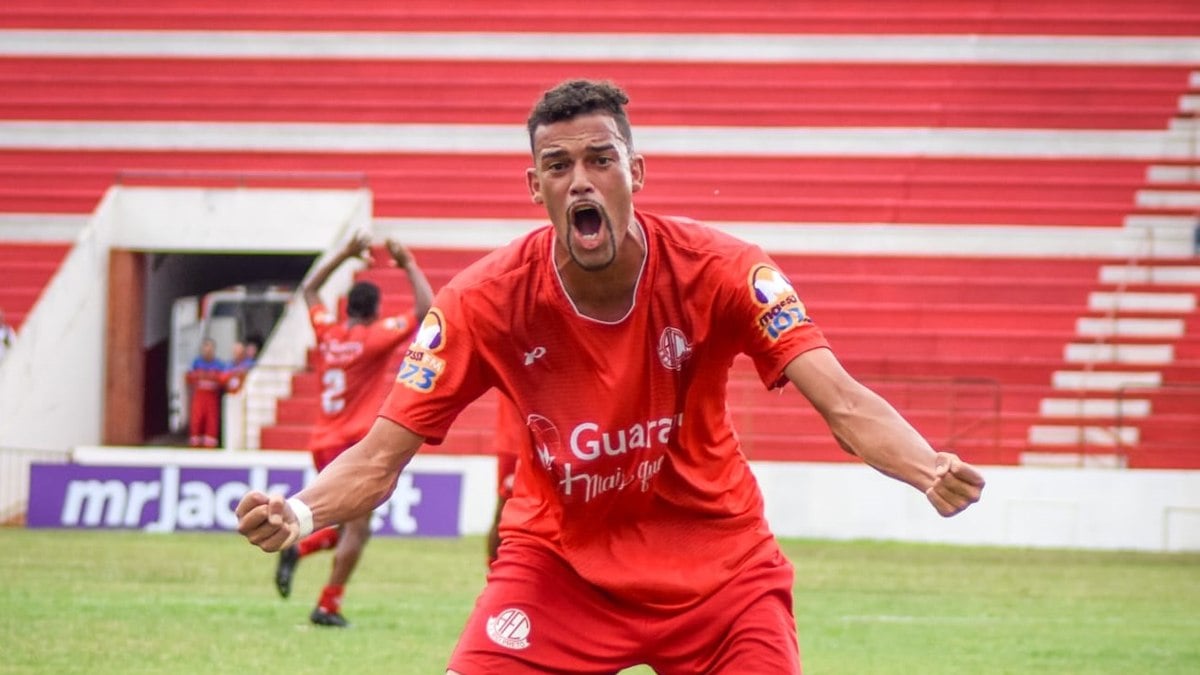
[526,113,645,271]
[201,339,215,360]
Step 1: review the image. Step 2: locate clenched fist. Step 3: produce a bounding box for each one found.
[925,452,985,517]
[236,491,301,552]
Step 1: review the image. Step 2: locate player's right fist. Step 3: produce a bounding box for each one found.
[236,492,300,553]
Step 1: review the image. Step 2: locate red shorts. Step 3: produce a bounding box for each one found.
[447,541,800,674]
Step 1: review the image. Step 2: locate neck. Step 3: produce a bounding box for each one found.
[557,221,646,322]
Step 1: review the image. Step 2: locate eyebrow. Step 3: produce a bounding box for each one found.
[537,142,621,162]
[538,148,569,162]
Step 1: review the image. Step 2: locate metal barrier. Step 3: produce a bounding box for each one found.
[861,375,1003,455]
[1115,382,1200,460]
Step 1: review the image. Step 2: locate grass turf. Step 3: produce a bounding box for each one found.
[0,529,1196,674]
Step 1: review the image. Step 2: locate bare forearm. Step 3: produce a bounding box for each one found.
[295,449,399,528]
[303,234,370,306]
[302,250,353,305]
[824,386,938,492]
[786,348,938,492]
[293,418,423,529]
[403,260,434,321]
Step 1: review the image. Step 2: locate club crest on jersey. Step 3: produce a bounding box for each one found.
[657,327,692,370]
[749,264,809,341]
[398,308,447,393]
[486,608,532,650]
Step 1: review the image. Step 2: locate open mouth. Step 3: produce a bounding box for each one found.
[569,203,604,240]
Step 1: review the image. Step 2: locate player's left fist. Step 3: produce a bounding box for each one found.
[924,452,985,517]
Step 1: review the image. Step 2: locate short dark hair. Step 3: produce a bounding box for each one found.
[526,80,633,153]
[346,281,380,319]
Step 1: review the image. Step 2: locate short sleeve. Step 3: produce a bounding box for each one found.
[722,245,829,390]
[377,287,493,443]
[308,302,336,341]
[363,312,417,355]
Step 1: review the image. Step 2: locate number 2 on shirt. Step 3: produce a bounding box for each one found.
[321,368,347,414]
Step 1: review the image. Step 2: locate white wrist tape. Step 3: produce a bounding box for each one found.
[286,497,314,538]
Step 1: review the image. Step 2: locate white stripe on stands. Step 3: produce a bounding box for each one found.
[374,218,1183,258]
[1039,397,1152,418]
[0,121,1191,159]
[0,213,1187,258]
[2,30,1200,64]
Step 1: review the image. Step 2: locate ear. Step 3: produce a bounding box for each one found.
[526,167,544,204]
[630,154,646,194]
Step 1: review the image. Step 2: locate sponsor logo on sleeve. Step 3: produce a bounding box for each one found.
[749,264,809,341]
[398,308,447,392]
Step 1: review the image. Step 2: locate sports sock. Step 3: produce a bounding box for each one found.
[298,527,339,557]
[317,584,344,614]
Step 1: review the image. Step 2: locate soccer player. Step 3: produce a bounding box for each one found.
[185,337,226,448]
[238,80,985,671]
[273,232,433,628]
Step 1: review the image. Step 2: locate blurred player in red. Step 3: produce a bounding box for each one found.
[273,233,433,628]
[239,81,985,670]
[185,337,226,447]
[221,335,260,395]
[486,395,527,566]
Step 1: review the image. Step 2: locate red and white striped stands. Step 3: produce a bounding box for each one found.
[2,1,1198,466]
[2,0,1198,35]
[0,242,69,330]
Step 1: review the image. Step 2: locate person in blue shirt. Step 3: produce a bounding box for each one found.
[186,337,227,447]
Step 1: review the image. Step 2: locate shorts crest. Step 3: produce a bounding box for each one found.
[486,608,532,650]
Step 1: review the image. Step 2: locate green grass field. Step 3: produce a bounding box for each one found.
[1,529,1197,674]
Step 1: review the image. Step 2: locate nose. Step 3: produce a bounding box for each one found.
[569,163,594,196]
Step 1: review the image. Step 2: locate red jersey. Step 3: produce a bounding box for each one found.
[380,211,828,610]
[308,303,415,454]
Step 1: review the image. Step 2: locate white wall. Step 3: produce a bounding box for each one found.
[0,186,372,452]
[756,462,1200,552]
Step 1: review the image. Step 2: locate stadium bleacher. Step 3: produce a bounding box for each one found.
[1,1,1198,467]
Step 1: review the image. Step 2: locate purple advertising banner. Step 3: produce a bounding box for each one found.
[27,463,461,537]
